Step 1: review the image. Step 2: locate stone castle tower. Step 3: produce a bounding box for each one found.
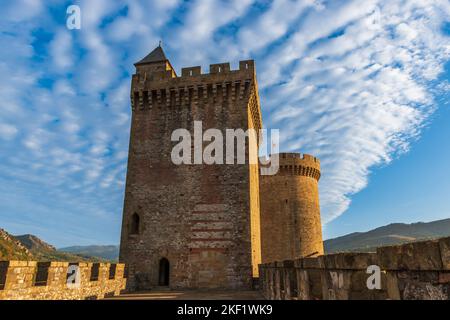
[259,153,324,263]
[119,45,263,290]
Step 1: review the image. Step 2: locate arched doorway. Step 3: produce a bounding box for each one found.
[158,258,170,286]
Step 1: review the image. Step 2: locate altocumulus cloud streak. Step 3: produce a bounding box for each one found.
[0,0,448,245]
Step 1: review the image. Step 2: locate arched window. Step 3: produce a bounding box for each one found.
[130,213,140,235]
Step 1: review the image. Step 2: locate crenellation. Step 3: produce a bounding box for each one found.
[210,63,230,74]
[0,260,126,300]
[260,237,450,300]
[134,62,254,89]
[260,153,321,180]
[182,66,201,77]
[239,60,255,72]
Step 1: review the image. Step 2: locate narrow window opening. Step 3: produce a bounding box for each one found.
[130,213,140,235]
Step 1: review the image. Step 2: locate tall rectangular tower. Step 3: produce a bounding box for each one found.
[119,46,263,290]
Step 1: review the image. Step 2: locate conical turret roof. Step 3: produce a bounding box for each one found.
[135,45,168,65]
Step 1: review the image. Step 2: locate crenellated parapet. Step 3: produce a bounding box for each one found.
[259,236,450,300]
[130,60,257,112]
[0,261,126,300]
[260,153,321,181]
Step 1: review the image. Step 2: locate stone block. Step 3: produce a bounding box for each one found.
[303,256,324,269]
[9,261,28,267]
[282,260,294,268]
[324,252,377,270]
[439,237,450,270]
[50,262,69,267]
[307,269,323,299]
[438,272,450,284]
[377,239,442,270]
[294,259,303,268]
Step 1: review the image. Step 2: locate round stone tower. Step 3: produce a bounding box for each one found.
[259,152,324,263]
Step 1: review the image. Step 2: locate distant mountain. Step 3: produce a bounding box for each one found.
[15,234,56,252]
[13,233,94,262]
[14,234,103,262]
[0,228,107,262]
[0,229,32,260]
[324,218,450,253]
[59,245,119,261]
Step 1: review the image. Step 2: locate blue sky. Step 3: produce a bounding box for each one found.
[0,0,449,247]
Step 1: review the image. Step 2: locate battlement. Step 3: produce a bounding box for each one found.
[131,60,257,110]
[259,236,450,300]
[260,152,321,180]
[180,60,255,77]
[279,152,320,163]
[0,261,126,300]
[134,59,254,83]
[129,58,262,134]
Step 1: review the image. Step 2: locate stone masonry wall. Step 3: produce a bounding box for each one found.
[0,261,126,300]
[259,237,450,300]
[260,153,323,263]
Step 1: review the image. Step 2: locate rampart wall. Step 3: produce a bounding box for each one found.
[0,261,126,300]
[259,237,450,300]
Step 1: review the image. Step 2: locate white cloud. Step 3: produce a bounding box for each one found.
[238,0,317,54]
[2,0,43,22]
[50,30,74,71]
[167,0,254,66]
[0,123,18,140]
[257,0,449,222]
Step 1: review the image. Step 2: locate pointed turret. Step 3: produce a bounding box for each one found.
[134,44,177,78]
[135,45,168,66]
